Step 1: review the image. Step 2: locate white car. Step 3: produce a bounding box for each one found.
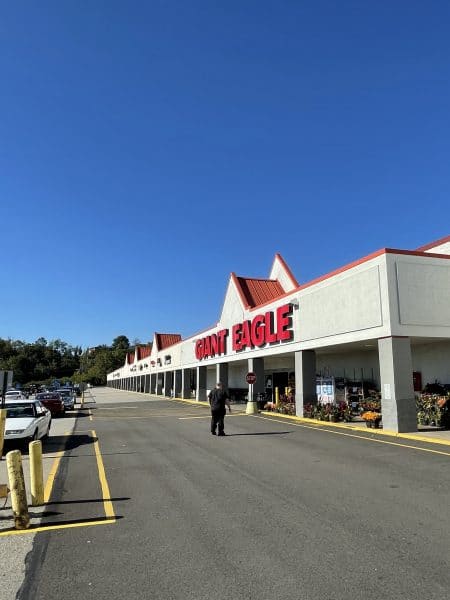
[4,399,51,443]
[4,390,26,401]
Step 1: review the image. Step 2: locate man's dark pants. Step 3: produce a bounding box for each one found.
[211,409,225,435]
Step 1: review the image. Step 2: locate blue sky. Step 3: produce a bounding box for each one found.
[1,1,449,348]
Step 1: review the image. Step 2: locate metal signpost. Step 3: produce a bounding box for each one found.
[245,372,258,414]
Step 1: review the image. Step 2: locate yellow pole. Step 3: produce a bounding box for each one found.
[285,386,289,396]
[275,387,280,408]
[0,408,6,458]
[6,450,30,529]
[29,440,44,506]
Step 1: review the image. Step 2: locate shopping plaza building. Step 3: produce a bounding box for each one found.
[107,235,450,433]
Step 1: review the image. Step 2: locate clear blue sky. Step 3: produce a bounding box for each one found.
[1,1,449,348]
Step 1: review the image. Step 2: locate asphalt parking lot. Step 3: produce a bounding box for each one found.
[3,387,450,600]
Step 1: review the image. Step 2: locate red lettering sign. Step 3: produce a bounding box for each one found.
[195,329,229,360]
[232,305,294,352]
[196,304,294,360]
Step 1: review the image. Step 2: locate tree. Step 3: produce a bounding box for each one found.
[112,335,130,350]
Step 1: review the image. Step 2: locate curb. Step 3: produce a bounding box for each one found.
[259,411,450,447]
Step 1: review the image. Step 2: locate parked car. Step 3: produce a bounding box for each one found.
[4,399,51,444]
[4,390,26,401]
[58,388,76,411]
[35,392,65,416]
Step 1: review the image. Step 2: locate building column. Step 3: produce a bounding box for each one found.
[174,370,182,398]
[295,350,317,417]
[150,374,156,394]
[378,337,416,433]
[156,374,163,395]
[247,358,265,403]
[196,366,207,401]
[216,363,229,389]
[164,371,173,397]
[181,369,191,399]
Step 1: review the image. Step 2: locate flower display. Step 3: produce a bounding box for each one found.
[361,411,382,422]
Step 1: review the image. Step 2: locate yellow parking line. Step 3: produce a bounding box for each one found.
[255,415,450,457]
[1,430,116,537]
[0,519,115,537]
[92,430,115,518]
[89,408,93,421]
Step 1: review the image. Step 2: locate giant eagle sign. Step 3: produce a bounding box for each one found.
[195,303,294,360]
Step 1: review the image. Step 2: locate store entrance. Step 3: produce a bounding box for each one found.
[273,372,289,394]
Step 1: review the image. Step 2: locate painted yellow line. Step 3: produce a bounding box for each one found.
[89,408,93,421]
[255,415,450,457]
[43,448,65,502]
[170,397,210,408]
[92,430,115,518]
[0,519,115,537]
[259,411,450,448]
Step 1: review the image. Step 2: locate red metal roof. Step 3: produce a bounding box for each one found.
[136,345,152,360]
[235,277,285,308]
[127,352,135,364]
[155,333,182,351]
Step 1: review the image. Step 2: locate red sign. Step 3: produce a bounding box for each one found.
[195,303,294,361]
[232,304,293,352]
[246,372,256,384]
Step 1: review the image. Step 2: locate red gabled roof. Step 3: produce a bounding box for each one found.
[416,234,450,252]
[136,345,152,360]
[155,333,182,351]
[234,276,285,309]
[127,352,135,364]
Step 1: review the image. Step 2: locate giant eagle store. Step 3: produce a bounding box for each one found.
[107,235,450,433]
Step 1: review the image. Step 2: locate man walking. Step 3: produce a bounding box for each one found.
[208,382,231,436]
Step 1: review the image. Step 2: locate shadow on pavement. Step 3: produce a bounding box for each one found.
[224,431,293,436]
[44,496,130,507]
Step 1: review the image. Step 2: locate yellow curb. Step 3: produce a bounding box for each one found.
[171,397,209,407]
[260,411,450,447]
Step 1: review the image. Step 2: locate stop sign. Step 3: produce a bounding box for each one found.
[246,372,257,384]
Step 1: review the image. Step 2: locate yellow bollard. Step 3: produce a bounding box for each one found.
[0,408,6,458]
[6,450,30,529]
[29,440,44,506]
[275,387,280,408]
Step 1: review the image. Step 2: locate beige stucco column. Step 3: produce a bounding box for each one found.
[378,337,417,432]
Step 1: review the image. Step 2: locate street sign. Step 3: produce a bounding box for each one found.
[246,372,257,384]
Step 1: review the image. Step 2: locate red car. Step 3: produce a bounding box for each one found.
[35,392,65,416]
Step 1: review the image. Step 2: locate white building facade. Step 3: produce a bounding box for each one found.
[107,236,450,433]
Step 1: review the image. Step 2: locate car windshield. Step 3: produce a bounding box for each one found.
[6,403,36,418]
[37,393,59,400]
[59,390,71,397]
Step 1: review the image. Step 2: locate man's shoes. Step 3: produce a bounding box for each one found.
[218,432,226,436]
[211,431,216,435]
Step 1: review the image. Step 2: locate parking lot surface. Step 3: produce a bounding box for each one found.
[3,387,450,600]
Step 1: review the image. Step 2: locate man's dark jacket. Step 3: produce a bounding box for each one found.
[208,389,229,412]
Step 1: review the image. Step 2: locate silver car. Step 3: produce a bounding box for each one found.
[4,399,51,443]
[57,388,76,411]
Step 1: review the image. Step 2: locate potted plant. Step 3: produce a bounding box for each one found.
[361,411,382,428]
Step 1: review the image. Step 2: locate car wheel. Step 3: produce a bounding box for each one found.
[43,423,50,439]
[31,429,39,442]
